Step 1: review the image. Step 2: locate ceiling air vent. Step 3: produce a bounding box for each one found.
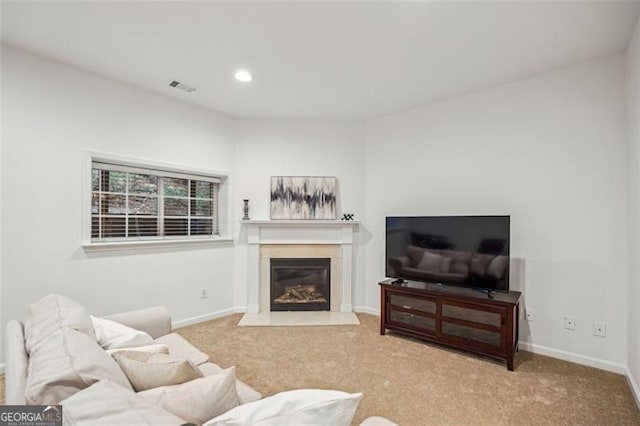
[168,80,196,93]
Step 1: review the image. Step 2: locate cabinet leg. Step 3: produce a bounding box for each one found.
[380,287,386,335]
[507,356,514,371]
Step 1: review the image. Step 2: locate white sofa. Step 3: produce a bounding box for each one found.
[5,299,262,424]
[5,296,395,425]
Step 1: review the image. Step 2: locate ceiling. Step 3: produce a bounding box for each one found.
[2,1,640,120]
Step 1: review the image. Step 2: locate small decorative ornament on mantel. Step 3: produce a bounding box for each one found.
[242,199,250,220]
[341,213,354,221]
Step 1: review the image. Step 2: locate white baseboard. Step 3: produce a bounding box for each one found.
[518,341,627,374]
[0,362,4,375]
[172,307,246,329]
[626,366,640,409]
[233,306,248,314]
[354,306,379,316]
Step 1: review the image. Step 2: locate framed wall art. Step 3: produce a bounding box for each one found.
[270,176,337,220]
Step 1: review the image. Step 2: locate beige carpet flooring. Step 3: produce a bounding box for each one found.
[1,314,638,425]
[176,313,640,425]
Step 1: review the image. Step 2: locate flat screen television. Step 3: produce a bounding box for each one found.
[386,215,510,292]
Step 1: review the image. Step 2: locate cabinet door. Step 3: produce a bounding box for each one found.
[388,309,436,333]
[386,291,436,334]
[440,302,505,350]
[440,322,501,348]
[442,304,502,327]
[388,293,436,315]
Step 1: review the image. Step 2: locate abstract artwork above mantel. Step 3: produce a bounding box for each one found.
[270,176,337,220]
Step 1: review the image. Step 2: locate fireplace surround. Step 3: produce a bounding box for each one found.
[243,220,358,314]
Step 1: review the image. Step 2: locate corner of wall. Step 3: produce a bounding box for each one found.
[626,15,640,407]
[0,44,4,365]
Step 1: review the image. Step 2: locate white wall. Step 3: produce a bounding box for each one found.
[232,120,367,309]
[364,55,629,367]
[1,46,237,362]
[626,17,640,399]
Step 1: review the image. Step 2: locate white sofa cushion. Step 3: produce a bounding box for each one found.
[155,332,210,365]
[204,389,363,426]
[91,315,154,349]
[61,380,185,426]
[139,367,240,425]
[199,362,262,404]
[106,343,169,356]
[113,351,203,392]
[26,327,133,405]
[25,294,96,354]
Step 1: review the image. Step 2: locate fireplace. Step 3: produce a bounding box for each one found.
[246,222,358,315]
[270,258,331,311]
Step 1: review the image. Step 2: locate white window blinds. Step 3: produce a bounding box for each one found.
[91,162,220,241]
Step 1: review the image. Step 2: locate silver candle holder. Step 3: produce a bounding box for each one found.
[242,199,250,220]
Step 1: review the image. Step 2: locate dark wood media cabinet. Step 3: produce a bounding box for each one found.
[380,279,521,370]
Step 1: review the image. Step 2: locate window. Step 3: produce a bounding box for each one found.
[90,160,222,242]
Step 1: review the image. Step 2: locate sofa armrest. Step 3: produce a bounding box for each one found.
[388,256,410,275]
[104,306,171,339]
[5,320,28,405]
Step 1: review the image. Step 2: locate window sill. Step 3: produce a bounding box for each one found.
[82,238,234,253]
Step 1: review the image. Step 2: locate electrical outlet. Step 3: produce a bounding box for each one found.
[200,287,208,299]
[593,322,606,337]
[564,316,576,330]
[526,308,535,321]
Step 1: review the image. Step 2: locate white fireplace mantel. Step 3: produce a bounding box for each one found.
[242,220,359,314]
[243,220,360,225]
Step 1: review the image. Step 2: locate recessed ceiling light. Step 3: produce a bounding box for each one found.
[234,70,253,82]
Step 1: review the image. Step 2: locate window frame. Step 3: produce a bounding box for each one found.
[82,152,233,252]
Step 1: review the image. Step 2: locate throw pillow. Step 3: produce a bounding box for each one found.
[91,315,154,350]
[440,256,452,273]
[204,389,363,426]
[25,294,96,354]
[470,254,495,276]
[113,351,203,392]
[138,367,240,425]
[198,362,263,404]
[26,327,133,405]
[441,250,472,275]
[486,255,509,280]
[416,251,443,272]
[61,380,184,426]
[106,343,169,357]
